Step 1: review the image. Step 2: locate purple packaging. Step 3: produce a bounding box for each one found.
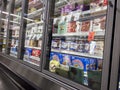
[64,5,71,15]
[61,7,65,16]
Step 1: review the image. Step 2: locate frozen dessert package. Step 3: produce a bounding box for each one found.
[49,52,61,72]
[67,21,77,33]
[81,20,92,32]
[94,41,104,56]
[61,40,69,50]
[51,39,61,49]
[89,41,96,55]
[93,16,106,31]
[32,49,41,57]
[24,48,33,61]
[90,0,108,15]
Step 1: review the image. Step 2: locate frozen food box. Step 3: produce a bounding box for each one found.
[67,21,77,33]
[58,22,67,34]
[71,56,90,71]
[51,39,61,49]
[93,16,106,31]
[69,41,79,52]
[89,58,98,70]
[24,48,33,61]
[82,40,90,53]
[32,49,41,57]
[61,40,69,50]
[94,41,104,56]
[61,54,72,66]
[49,52,61,72]
[81,20,91,32]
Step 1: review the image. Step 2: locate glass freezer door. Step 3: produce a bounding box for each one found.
[0,0,11,53]
[44,0,108,90]
[23,0,44,66]
[7,0,22,57]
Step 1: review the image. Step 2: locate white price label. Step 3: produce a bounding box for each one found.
[74,13,80,21]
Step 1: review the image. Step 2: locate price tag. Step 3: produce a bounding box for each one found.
[88,32,95,42]
[74,13,80,21]
[66,14,72,22]
[60,16,66,23]
[53,18,58,25]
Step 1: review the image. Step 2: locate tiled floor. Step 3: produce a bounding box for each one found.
[0,72,20,90]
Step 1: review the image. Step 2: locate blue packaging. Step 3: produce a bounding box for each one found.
[89,58,98,70]
[61,54,72,66]
[50,52,62,63]
[72,56,90,71]
[24,48,32,61]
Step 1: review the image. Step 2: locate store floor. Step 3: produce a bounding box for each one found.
[0,70,24,90]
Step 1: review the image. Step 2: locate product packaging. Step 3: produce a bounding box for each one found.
[67,21,77,33]
[93,16,106,31]
[49,52,61,72]
[32,49,41,57]
[81,20,91,32]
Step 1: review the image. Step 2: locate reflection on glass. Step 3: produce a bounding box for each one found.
[23,0,44,66]
[118,71,120,90]
[45,0,108,90]
[1,0,10,53]
[8,0,22,57]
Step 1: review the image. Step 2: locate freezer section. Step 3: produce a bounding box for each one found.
[23,0,44,66]
[8,0,22,57]
[44,0,108,90]
[0,0,10,53]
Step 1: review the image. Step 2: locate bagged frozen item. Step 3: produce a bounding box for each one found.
[49,52,60,72]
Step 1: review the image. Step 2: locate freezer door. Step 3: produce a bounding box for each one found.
[43,0,116,90]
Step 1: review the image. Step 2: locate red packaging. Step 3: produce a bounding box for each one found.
[32,49,41,57]
[67,21,77,33]
[103,0,108,5]
[81,20,91,32]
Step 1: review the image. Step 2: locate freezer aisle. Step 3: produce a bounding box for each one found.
[0,70,23,90]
